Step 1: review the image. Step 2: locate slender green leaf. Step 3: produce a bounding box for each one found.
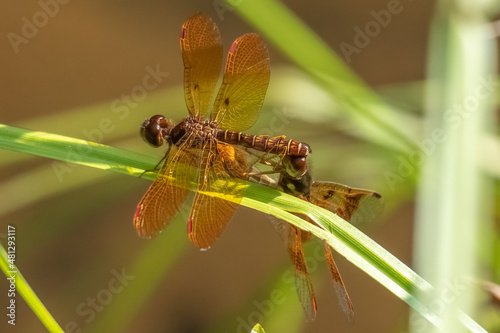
[223,0,420,153]
[0,244,64,333]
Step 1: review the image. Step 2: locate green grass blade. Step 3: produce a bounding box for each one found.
[251,323,266,333]
[0,244,64,333]
[0,123,156,180]
[0,86,184,167]
[0,123,486,331]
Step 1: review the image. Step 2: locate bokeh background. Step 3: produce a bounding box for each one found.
[1,1,499,332]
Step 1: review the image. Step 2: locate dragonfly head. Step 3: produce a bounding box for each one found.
[279,165,312,198]
[140,115,171,147]
[283,155,308,179]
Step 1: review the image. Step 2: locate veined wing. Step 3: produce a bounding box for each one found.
[212,33,270,132]
[270,218,317,322]
[134,136,201,238]
[188,141,251,249]
[180,13,223,117]
[323,240,355,324]
[309,182,383,226]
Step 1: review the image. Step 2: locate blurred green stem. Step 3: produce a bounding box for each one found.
[413,1,496,333]
[223,0,420,153]
[0,245,64,332]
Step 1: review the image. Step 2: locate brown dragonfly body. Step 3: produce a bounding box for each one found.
[216,130,310,160]
[135,12,382,323]
[268,157,383,322]
[217,130,311,178]
[142,116,312,178]
[135,14,311,249]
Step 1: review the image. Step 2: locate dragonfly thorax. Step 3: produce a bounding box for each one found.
[184,116,219,143]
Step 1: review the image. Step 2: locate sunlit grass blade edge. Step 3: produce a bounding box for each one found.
[0,124,157,180]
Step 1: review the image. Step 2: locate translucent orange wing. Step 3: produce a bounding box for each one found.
[134,137,201,238]
[307,183,382,323]
[323,240,355,324]
[309,182,383,226]
[188,141,251,249]
[288,224,317,322]
[270,218,317,322]
[180,13,223,117]
[212,33,270,132]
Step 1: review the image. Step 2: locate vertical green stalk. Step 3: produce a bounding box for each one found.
[412,1,495,332]
[223,0,419,153]
[0,245,64,332]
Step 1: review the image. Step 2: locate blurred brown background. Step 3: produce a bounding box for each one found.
[1,1,436,332]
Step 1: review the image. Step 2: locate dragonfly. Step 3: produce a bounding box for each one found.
[134,13,311,249]
[268,156,384,322]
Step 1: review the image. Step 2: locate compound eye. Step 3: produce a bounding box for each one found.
[284,156,308,179]
[140,115,168,147]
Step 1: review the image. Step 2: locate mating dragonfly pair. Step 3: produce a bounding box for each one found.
[134,13,383,323]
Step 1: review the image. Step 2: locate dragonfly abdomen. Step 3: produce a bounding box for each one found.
[217,130,311,157]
